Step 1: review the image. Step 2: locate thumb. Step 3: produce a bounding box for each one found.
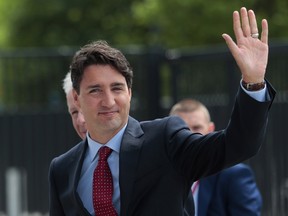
[222,33,238,57]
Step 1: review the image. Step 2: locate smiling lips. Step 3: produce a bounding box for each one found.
[98,110,119,117]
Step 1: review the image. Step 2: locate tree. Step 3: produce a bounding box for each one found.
[0,0,287,48]
[131,0,288,48]
[0,0,143,48]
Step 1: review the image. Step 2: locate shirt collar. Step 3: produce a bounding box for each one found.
[86,124,127,162]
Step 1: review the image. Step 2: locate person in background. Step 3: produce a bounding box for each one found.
[63,71,87,140]
[49,7,275,216]
[170,98,263,216]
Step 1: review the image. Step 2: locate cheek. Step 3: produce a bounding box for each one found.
[124,99,131,111]
[81,98,98,110]
[200,127,210,135]
[72,118,78,128]
[116,95,130,106]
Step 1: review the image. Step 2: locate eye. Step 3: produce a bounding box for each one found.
[112,86,123,91]
[71,110,78,116]
[191,126,203,133]
[89,88,101,94]
[112,83,125,92]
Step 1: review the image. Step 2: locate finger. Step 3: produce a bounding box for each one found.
[248,10,258,37]
[261,19,269,44]
[240,7,250,37]
[222,33,238,56]
[233,11,243,43]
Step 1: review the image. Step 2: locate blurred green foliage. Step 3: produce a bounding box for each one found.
[0,0,287,48]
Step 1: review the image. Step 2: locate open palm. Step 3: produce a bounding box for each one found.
[222,7,268,84]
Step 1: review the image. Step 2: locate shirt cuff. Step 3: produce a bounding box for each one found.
[240,80,267,102]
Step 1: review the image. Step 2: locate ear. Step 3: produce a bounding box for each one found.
[208,122,215,133]
[72,89,80,109]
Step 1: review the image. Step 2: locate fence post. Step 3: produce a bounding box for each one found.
[5,167,27,216]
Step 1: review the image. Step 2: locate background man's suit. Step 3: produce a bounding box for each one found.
[196,163,262,216]
[49,85,275,216]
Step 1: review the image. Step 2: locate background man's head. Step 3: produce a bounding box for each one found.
[170,99,215,135]
[63,72,87,140]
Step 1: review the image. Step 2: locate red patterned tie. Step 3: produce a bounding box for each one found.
[93,146,117,216]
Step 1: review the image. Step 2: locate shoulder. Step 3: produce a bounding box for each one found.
[217,163,256,185]
[50,140,86,170]
[222,163,254,176]
[139,115,182,124]
[139,115,188,130]
[209,163,261,200]
[127,115,188,136]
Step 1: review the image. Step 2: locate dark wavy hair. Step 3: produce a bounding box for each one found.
[70,40,133,94]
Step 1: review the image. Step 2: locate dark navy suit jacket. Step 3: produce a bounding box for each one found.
[197,163,262,216]
[49,84,275,216]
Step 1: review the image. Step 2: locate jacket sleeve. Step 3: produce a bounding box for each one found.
[166,81,276,181]
[224,80,276,167]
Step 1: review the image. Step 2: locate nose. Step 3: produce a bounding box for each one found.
[101,90,115,108]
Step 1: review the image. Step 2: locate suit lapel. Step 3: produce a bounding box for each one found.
[119,116,144,216]
[70,140,91,215]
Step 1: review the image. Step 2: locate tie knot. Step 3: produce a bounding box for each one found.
[98,146,113,161]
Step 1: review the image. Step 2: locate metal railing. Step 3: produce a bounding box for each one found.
[0,43,287,215]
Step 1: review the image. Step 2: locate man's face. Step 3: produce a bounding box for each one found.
[66,91,87,140]
[73,64,131,143]
[176,110,214,135]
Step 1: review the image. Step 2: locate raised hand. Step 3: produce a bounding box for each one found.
[222,7,268,84]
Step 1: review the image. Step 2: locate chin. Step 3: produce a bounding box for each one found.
[77,132,86,140]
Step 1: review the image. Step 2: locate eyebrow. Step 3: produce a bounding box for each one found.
[111,82,126,87]
[86,82,126,89]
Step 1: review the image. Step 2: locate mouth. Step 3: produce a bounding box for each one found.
[99,111,118,117]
